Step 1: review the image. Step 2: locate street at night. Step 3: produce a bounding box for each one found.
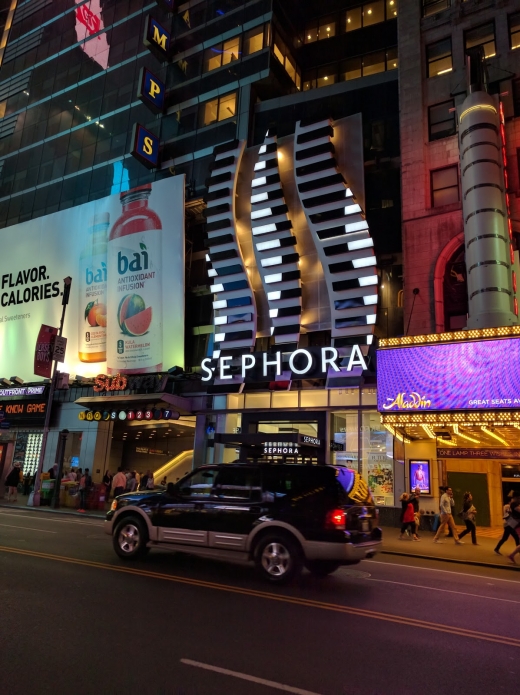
[1,507,519,695]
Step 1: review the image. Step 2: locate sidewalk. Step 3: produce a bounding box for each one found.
[381,525,520,571]
[0,498,106,519]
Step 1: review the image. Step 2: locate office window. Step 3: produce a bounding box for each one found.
[427,38,452,77]
[429,100,456,141]
[386,0,398,18]
[431,166,459,207]
[244,25,265,55]
[305,16,337,43]
[423,0,449,17]
[363,50,385,76]
[199,92,237,127]
[341,56,362,81]
[222,37,240,65]
[363,1,384,26]
[317,64,336,87]
[386,47,398,69]
[273,34,301,88]
[465,22,496,59]
[346,7,362,31]
[509,13,520,50]
[203,37,240,73]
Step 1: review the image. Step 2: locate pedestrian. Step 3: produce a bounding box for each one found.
[69,469,77,482]
[78,468,92,512]
[457,492,478,545]
[126,471,137,492]
[146,469,155,490]
[508,541,520,564]
[160,476,167,486]
[23,472,32,496]
[433,486,464,544]
[410,486,422,537]
[139,470,149,491]
[494,496,520,555]
[399,492,420,541]
[112,467,127,498]
[135,471,141,487]
[102,470,112,504]
[6,463,22,502]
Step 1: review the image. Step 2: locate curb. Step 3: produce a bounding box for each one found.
[0,502,104,520]
[381,549,520,572]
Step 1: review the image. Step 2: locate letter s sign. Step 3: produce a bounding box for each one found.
[131,123,159,169]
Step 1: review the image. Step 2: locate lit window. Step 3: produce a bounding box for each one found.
[304,20,318,44]
[386,47,398,70]
[317,64,336,87]
[318,16,336,40]
[431,166,459,207]
[363,50,385,76]
[273,42,284,64]
[200,98,219,127]
[428,100,456,141]
[341,57,362,81]
[363,1,384,26]
[218,93,237,121]
[346,7,362,31]
[244,26,264,55]
[465,22,496,59]
[222,37,240,66]
[199,93,237,127]
[509,13,520,50]
[386,0,398,17]
[204,46,222,72]
[426,38,452,77]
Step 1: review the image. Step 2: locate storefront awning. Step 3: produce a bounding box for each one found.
[74,392,192,415]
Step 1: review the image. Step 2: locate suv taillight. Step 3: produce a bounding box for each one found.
[325,508,346,530]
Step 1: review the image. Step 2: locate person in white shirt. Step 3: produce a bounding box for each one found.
[112,467,127,498]
[433,486,463,544]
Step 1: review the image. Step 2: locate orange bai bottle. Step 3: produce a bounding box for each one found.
[78,213,109,363]
[107,185,163,374]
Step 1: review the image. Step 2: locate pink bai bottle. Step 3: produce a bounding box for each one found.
[107,184,163,374]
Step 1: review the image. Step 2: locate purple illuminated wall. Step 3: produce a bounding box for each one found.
[377,338,520,412]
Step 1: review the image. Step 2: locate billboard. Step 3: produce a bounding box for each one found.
[0,176,185,381]
[377,338,520,412]
[409,460,431,495]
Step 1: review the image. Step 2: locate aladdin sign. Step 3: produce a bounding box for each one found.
[201,346,367,382]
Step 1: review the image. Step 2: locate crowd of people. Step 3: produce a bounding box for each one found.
[102,468,157,503]
[399,484,520,563]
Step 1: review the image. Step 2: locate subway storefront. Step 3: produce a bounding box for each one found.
[377,326,520,526]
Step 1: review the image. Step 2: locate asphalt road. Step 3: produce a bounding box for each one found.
[0,508,519,695]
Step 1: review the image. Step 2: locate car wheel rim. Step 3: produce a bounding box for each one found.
[261,542,291,577]
[119,523,140,553]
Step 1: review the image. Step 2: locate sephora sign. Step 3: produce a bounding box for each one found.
[201,345,368,382]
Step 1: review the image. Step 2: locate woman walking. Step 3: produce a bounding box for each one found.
[494,496,520,555]
[458,492,478,545]
[6,463,22,502]
[399,492,420,541]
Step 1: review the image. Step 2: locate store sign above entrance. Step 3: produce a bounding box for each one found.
[201,346,368,383]
[437,447,520,459]
[378,337,520,412]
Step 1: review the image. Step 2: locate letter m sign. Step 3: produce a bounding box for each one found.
[143,16,171,61]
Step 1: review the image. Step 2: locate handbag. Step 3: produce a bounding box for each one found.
[506,516,518,529]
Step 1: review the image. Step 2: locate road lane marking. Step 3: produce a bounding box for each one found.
[0,523,56,533]
[365,576,520,604]
[0,511,103,527]
[368,559,520,583]
[0,544,519,649]
[180,658,321,695]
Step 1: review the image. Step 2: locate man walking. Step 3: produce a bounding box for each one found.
[78,468,91,513]
[433,486,464,544]
[112,467,127,499]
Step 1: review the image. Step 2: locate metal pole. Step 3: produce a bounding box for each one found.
[51,429,69,509]
[31,277,72,507]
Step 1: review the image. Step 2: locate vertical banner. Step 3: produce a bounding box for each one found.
[34,325,58,378]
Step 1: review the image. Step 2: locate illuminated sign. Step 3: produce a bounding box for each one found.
[0,400,47,424]
[78,408,178,421]
[143,16,171,60]
[131,124,160,168]
[263,442,300,455]
[409,460,431,495]
[75,0,110,70]
[377,337,520,412]
[34,324,58,379]
[0,386,45,397]
[137,68,165,113]
[92,373,166,392]
[201,345,367,382]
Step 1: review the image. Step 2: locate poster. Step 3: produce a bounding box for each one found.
[409,460,431,495]
[0,176,185,381]
[367,453,394,504]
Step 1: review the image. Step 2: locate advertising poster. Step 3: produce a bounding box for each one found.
[367,453,394,505]
[409,460,431,495]
[0,176,185,381]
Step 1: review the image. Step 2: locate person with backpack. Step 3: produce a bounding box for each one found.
[78,468,92,512]
[457,491,478,545]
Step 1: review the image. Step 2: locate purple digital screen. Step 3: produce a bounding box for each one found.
[377,337,520,412]
[409,461,431,495]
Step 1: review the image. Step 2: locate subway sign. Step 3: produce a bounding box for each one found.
[137,67,165,113]
[201,345,368,382]
[143,16,171,60]
[130,123,160,168]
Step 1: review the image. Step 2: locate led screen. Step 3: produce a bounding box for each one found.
[0,176,185,381]
[377,338,520,412]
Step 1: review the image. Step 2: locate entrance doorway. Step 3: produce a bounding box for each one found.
[447,472,491,527]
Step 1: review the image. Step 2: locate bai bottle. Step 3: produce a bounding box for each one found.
[107,185,163,374]
[78,213,109,363]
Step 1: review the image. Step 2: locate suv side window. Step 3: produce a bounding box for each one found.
[264,468,336,507]
[178,468,218,498]
[214,467,262,501]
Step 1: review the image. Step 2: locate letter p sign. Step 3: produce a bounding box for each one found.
[131,123,159,169]
[137,67,165,114]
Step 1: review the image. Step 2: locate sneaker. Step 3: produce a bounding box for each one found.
[455,540,464,545]
[508,555,517,564]
[493,549,501,555]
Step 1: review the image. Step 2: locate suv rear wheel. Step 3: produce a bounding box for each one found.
[255,534,302,584]
[113,516,148,560]
[305,560,341,577]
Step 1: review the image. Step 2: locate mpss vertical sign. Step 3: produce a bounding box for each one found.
[34,325,58,378]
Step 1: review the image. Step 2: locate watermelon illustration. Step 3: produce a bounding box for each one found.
[117,293,145,330]
[122,306,152,336]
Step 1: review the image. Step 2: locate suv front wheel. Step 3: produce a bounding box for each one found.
[113,516,148,560]
[255,533,302,584]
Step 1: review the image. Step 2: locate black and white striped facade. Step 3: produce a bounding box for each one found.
[250,129,302,346]
[293,118,377,348]
[204,139,257,365]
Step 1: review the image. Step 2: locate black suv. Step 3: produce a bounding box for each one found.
[105,463,382,583]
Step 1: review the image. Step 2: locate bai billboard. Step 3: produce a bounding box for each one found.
[0,176,185,381]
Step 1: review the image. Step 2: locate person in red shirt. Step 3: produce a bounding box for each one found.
[399,492,420,541]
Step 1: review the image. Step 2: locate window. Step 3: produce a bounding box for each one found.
[346,7,362,31]
[304,15,337,43]
[465,23,496,59]
[386,0,398,18]
[387,47,398,70]
[317,64,336,87]
[427,38,452,77]
[203,37,240,73]
[346,1,385,30]
[363,50,385,76]
[341,57,362,81]
[244,25,265,55]
[214,467,262,501]
[431,166,459,207]
[429,100,456,141]
[509,13,520,50]
[199,92,237,127]
[273,34,301,88]
[363,1,385,26]
[423,0,450,17]
[179,468,218,497]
